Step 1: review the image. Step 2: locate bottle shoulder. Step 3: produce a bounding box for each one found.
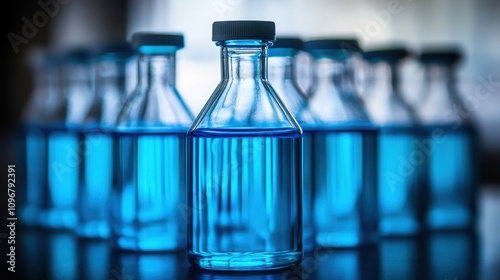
[189,79,302,134]
[117,85,194,128]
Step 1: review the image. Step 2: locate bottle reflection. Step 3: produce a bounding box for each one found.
[381,237,426,280]
[48,232,78,280]
[78,239,111,280]
[187,267,296,280]
[110,251,187,279]
[427,231,479,280]
[308,246,380,280]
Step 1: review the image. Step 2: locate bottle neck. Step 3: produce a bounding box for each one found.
[268,55,296,83]
[96,59,128,96]
[220,40,269,81]
[137,53,176,88]
[424,64,458,97]
[313,56,356,94]
[370,62,401,97]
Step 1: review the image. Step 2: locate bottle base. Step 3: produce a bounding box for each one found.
[188,251,302,271]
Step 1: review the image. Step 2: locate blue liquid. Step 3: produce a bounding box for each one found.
[313,126,378,247]
[111,129,187,251]
[42,126,80,229]
[78,128,113,238]
[378,125,425,236]
[425,124,478,230]
[22,126,47,226]
[301,129,316,251]
[188,128,302,270]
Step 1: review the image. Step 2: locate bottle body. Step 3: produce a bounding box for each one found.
[112,128,187,250]
[43,124,80,229]
[312,125,378,247]
[188,128,302,269]
[78,126,114,237]
[424,124,478,229]
[377,125,427,235]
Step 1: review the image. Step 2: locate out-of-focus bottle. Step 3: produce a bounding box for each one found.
[20,48,61,227]
[112,33,194,251]
[362,47,425,236]
[268,37,318,251]
[187,21,303,270]
[416,47,479,231]
[305,38,379,248]
[77,42,135,238]
[42,47,94,229]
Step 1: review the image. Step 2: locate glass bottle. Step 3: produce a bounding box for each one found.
[362,47,424,236]
[187,21,303,270]
[268,37,318,251]
[416,48,478,230]
[77,43,135,238]
[305,39,379,247]
[113,33,194,251]
[42,47,94,229]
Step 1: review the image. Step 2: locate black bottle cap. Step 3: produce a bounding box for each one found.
[131,32,184,49]
[418,47,463,65]
[304,38,361,52]
[270,37,304,50]
[363,47,410,63]
[212,20,276,41]
[63,46,92,63]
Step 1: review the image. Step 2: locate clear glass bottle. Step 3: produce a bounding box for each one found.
[42,47,94,229]
[187,21,303,270]
[305,39,379,247]
[77,43,135,238]
[362,47,425,236]
[113,33,194,251]
[268,37,318,251]
[416,48,478,230]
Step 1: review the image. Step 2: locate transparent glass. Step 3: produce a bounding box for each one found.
[78,54,134,238]
[418,63,478,230]
[42,55,93,229]
[268,50,317,251]
[112,48,193,251]
[308,51,378,247]
[187,40,303,270]
[364,60,425,236]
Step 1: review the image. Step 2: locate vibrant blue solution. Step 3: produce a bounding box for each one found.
[312,125,378,247]
[378,125,426,236]
[188,128,302,270]
[78,127,113,238]
[41,125,80,229]
[111,129,187,251]
[22,125,47,226]
[424,124,478,230]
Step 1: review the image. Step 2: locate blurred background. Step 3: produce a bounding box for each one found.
[2,1,499,279]
[4,0,500,185]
